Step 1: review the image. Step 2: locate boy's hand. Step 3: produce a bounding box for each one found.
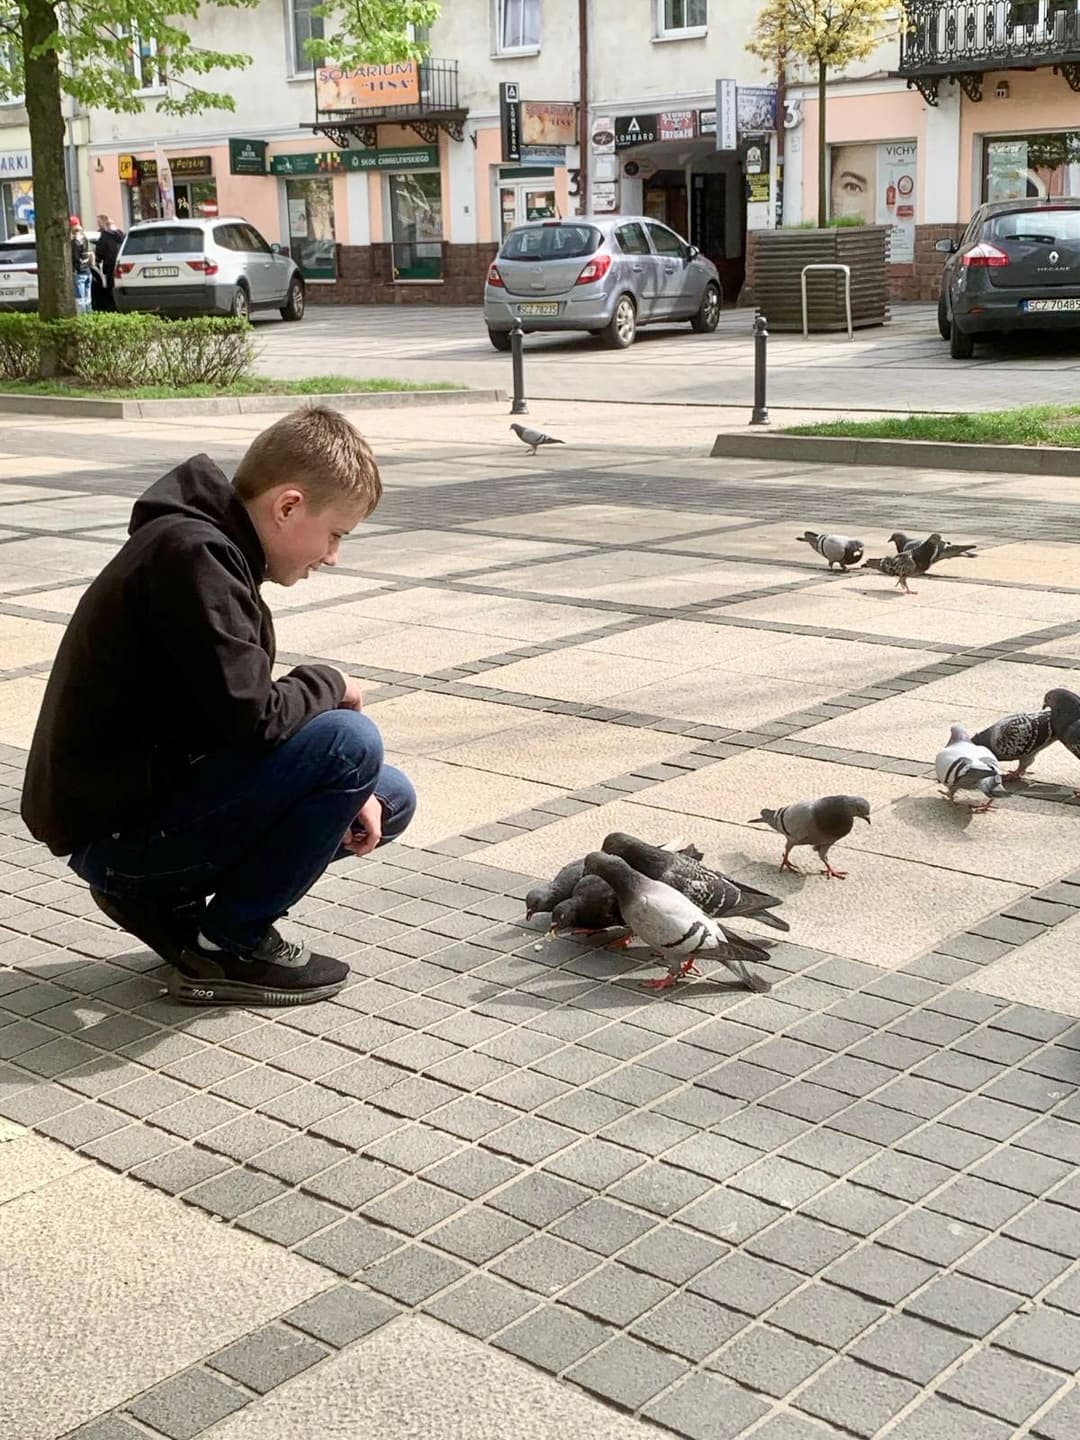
[340,676,364,711]
[343,793,383,857]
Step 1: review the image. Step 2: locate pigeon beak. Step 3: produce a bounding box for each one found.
[859,815,871,824]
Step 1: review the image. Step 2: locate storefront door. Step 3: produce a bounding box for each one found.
[496,168,557,238]
[285,178,337,281]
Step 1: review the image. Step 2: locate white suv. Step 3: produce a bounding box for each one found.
[114,217,305,322]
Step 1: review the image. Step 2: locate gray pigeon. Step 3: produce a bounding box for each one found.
[582,852,773,992]
[601,831,789,932]
[1044,688,1080,796]
[935,723,1007,811]
[510,423,564,454]
[525,858,586,920]
[889,532,978,573]
[971,709,1054,781]
[797,531,864,570]
[551,875,626,940]
[862,550,918,594]
[749,795,871,879]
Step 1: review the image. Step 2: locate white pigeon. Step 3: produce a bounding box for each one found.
[510,423,564,455]
[796,530,864,571]
[935,723,1007,812]
[583,852,772,993]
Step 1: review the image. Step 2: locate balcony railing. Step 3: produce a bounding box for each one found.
[900,0,1080,74]
[315,59,461,121]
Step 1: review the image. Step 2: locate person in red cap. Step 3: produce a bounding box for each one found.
[70,216,91,313]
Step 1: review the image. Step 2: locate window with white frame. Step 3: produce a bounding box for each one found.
[496,0,540,52]
[657,0,707,35]
[290,0,325,75]
[125,24,165,91]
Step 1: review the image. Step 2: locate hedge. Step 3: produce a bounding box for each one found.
[0,313,255,388]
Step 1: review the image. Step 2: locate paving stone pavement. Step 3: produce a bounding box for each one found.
[2,400,1080,1439]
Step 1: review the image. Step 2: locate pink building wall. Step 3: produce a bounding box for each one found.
[800,89,929,224]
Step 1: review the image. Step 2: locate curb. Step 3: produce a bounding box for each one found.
[0,388,505,420]
[709,431,1080,478]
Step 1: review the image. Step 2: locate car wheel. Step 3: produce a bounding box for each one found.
[949,318,974,359]
[690,282,722,333]
[280,278,305,322]
[488,327,512,352]
[936,292,950,341]
[601,294,637,349]
[229,285,250,322]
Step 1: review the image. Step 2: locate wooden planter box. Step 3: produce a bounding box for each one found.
[751,225,890,332]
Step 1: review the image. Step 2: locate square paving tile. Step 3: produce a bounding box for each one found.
[436,714,687,788]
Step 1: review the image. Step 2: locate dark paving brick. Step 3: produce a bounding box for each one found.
[184,1168,288,1221]
[66,1420,146,1440]
[711,1323,831,1398]
[801,1181,905,1237]
[617,1225,727,1285]
[770,1282,884,1350]
[238,1192,344,1246]
[849,1312,971,1385]
[491,1234,598,1296]
[821,1239,937,1308]
[973,1145,1072,1197]
[208,1325,327,1394]
[1047,1271,1080,1315]
[1032,1388,1080,1440]
[925,1173,1031,1229]
[997,1307,1080,1372]
[360,1243,467,1305]
[795,1355,919,1438]
[295,1216,403,1276]
[745,1214,855,1276]
[128,1368,246,1438]
[129,1146,230,1195]
[489,1171,589,1225]
[631,1291,748,1363]
[905,1273,1022,1338]
[423,1273,537,1339]
[957,1235,1071,1296]
[429,1207,531,1265]
[885,1396,1014,1440]
[569,1334,688,1410]
[1005,1201,1080,1258]
[689,1251,802,1316]
[938,1347,1066,1426]
[494,1303,613,1373]
[642,1373,771,1440]
[562,1262,672,1327]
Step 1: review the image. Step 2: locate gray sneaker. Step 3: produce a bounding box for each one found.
[172,924,348,1006]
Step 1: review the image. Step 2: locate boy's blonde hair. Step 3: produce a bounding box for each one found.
[233,405,382,515]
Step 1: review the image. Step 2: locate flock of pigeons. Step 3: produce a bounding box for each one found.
[523,527,1080,993]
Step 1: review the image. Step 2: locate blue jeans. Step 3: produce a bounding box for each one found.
[74,271,91,313]
[69,711,415,951]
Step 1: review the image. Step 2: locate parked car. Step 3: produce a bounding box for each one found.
[937,197,1080,358]
[114,218,304,322]
[483,215,722,350]
[0,231,99,312]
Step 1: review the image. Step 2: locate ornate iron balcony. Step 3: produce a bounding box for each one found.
[310,59,466,148]
[899,0,1080,102]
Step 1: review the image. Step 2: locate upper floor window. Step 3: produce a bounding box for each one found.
[496,0,540,53]
[290,0,325,75]
[657,0,707,36]
[126,24,165,92]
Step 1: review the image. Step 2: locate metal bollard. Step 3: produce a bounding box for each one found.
[750,311,769,426]
[510,319,528,415]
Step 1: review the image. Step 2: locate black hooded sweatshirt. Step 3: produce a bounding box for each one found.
[21,455,345,856]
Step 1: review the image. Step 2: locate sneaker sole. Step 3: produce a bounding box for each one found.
[168,974,346,1007]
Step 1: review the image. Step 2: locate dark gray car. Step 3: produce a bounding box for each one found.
[484,215,722,350]
[937,197,1080,358]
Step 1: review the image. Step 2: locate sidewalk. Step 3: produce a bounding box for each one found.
[2,399,1080,1440]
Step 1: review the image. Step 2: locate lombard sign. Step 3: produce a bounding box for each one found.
[615,114,658,148]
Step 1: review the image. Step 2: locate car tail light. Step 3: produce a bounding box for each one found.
[186,259,219,275]
[115,262,134,276]
[962,243,1009,268]
[575,254,612,285]
[486,263,504,287]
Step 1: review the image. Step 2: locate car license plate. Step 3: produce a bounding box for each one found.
[518,302,559,316]
[142,266,179,278]
[1024,297,1080,312]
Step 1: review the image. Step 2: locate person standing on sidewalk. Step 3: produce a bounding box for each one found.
[92,212,125,311]
[21,406,415,1007]
[70,216,92,313]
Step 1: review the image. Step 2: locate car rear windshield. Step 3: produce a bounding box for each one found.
[987,209,1080,244]
[501,224,600,260]
[0,243,35,266]
[123,227,205,255]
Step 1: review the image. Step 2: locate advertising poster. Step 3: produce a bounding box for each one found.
[830,139,917,264]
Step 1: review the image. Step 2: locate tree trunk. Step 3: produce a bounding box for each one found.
[22,0,73,374]
[817,59,828,229]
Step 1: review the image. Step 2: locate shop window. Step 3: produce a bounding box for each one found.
[389,170,443,281]
[1,180,33,237]
[289,0,324,74]
[286,176,337,280]
[657,0,707,36]
[984,131,1080,203]
[496,0,540,53]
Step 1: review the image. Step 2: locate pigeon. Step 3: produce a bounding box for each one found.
[749,795,871,879]
[551,875,626,939]
[510,423,564,454]
[889,532,978,573]
[1044,688,1080,796]
[862,550,918,595]
[935,723,1007,811]
[971,709,1054,782]
[796,531,864,570]
[525,858,586,920]
[601,831,789,933]
[582,852,773,992]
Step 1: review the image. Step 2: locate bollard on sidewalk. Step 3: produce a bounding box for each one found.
[750,311,769,426]
[510,319,528,415]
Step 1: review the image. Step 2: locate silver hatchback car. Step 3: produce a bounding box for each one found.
[114,217,305,322]
[484,215,721,350]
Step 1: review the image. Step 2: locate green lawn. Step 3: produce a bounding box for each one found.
[788,405,1080,448]
[0,375,465,400]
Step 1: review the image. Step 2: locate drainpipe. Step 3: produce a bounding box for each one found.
[774,64,785,228]
[578,0,588,213]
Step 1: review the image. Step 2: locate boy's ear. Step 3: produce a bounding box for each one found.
[274,487,307,521]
